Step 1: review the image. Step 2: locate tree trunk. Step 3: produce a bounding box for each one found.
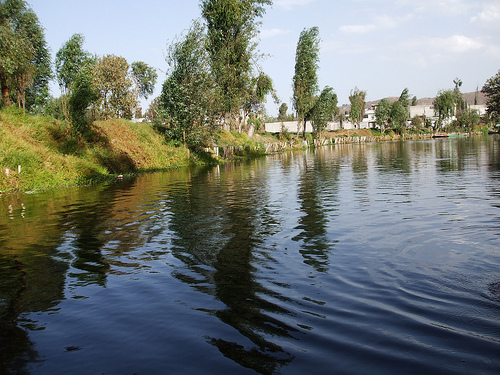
[247,123,255,139]
[224,113,231,132]
[0,71,11,107]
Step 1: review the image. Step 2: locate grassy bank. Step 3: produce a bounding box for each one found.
[0,107,190,193]
[1,107,488,193]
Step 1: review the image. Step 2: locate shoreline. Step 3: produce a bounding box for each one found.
[0,109,490,195]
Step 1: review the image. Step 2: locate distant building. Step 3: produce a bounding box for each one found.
[264,103,488,134]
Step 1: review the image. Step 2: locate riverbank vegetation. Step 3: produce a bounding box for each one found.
[0,107,189,192]
[1,0,499,192]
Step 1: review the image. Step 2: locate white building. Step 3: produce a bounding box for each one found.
[264,104,487,134]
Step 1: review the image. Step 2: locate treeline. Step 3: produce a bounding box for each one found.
[0,0,157,131]
[1,0,500,152]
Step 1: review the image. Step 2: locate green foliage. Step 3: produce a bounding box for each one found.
[374,89,410,132]
[433,89,458,126]
[131,61,157,100]
[310,86,338,137]
[410,115,423,130]
[453,108,480,129]
[201,0,272,129]
[293,26,320,134]
[55,33,90,93]
[0,0,51,110]
[481,70,500,124]
[92,54,138,120]
[159,21,217,148]
[375,98,391,133]
[0,109,189,192]
[390,101,408,128]
[69,66,99,134]
[278,103,288,121]
[348,87,366,126]
[242,72,275,130]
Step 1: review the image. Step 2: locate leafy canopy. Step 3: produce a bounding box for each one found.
[201,0,272,127]
[93,54,137,120]
[482,70,500,124]
[0,0,51,110]
[293,26,320,127]
[159,21,218,147]
[131,61,157,100]
[311,86,338,137]
[348,87,366,126]
[55,33,90,93]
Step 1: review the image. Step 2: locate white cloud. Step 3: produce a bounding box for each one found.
[339,14,410,35]
[393,34,485,68]
[446,35,484,53]
[339,24,376,35]
[274,0,315,10]
[260,28,291,39]
[396,0,472,16]
[471,2,500,24]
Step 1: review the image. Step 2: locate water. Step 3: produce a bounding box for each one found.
[1,136,500,374]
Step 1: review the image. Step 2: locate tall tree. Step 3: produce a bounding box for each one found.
[375,98,391,133]
[131,61,157,100]
[55,33,90,119]
[453,77,465,112]
[68,57,98,132]
[310,86,338,138]
[92,54,137,120]
[201,0,272,131]
[0,0,51,110]
[348,87,366,128]
[433,89,457,127]
[55,33,90,94]
[482,70,500,124]
[278,102,288,122]
[390,88,410,129]
[241,72,275,133]
[293,26,320,137]
[159,21,217,147]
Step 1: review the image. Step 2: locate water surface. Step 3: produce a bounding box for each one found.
[1,136,500,374]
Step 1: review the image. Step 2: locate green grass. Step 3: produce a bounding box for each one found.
[0,107,189,192]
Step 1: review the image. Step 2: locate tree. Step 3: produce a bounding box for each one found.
[131,61,157,100]
[453,77,465,112]
[454,108,479,129]
[310,86,338,138]
[411,115,423,130]
[92,54,137,120]
[55,33,91,119]
[241,72,276,133]
[278,103,288,122]
[481,70,500,124]
[159,21,218,148]
[293,26,320,137]
[390,88,410,129]
[348,87,366,128]
[55,33,90,94]
[375,98,391,133]
[201,0,272,130]
[433,89,457,127]
[0,0,51,110]
[68,57,98,133]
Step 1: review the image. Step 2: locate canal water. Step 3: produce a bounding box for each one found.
[1,136,499,374]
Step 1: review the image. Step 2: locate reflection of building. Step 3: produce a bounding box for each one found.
[265,104,488,133]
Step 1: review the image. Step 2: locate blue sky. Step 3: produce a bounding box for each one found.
[28,0,500,115]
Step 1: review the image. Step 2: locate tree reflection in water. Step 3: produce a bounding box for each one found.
[293,149,340,273]
[168,162,296,374]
